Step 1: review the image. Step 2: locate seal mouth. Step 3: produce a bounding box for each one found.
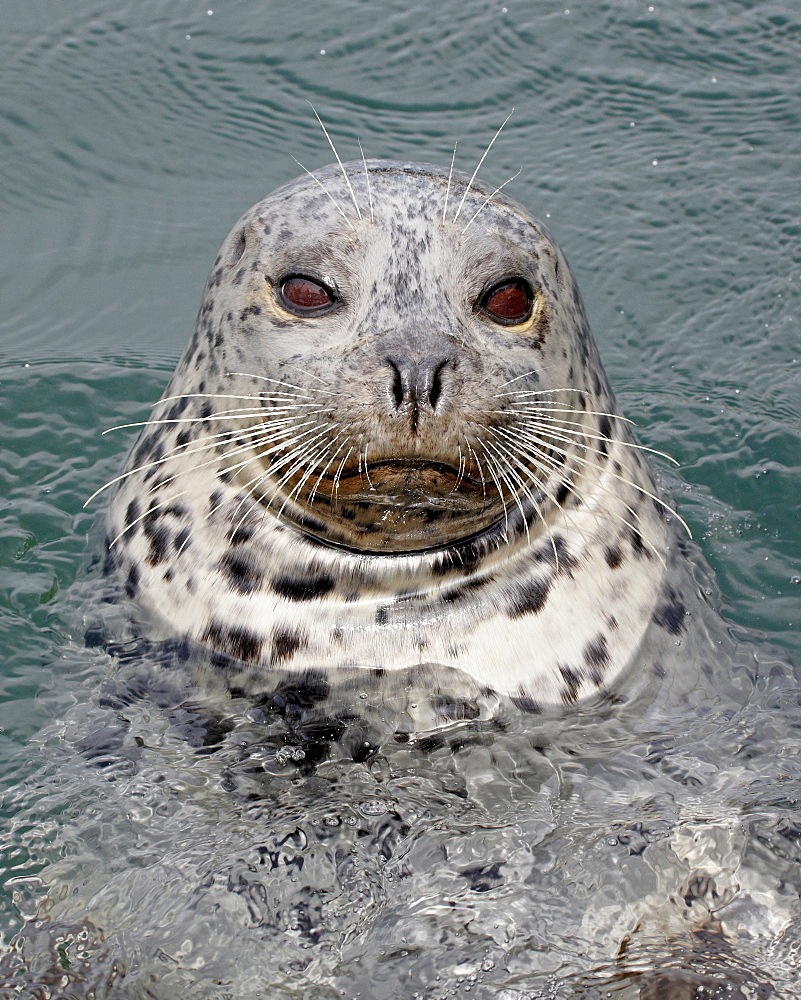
[326,458,485,499]
[264,453,504,553]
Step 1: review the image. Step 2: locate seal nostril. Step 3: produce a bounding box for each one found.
[387,358,404,409]
[429,360,447,410]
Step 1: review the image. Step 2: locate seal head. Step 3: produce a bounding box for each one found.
[106,160,674,707]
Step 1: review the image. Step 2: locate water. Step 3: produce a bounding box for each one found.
[1,0,800,996]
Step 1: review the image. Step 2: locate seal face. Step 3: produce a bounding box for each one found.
[105,159,677,707]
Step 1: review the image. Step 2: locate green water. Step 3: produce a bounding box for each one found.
[1,1,800,995]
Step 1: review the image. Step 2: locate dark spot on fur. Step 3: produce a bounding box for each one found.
[511,692,542,714]
[534,534,577,574]
[124,564,139,598]
[296,512,328,534]
[507,576,551,618]
[102,540,118,576]
[219,550,264,595]
[200,401,212,420]
[124,499,140,530]
[175,527,190,551]
[653,590,686,635]
[583,635,609,683]
[440,577,487,603]
[598,414,612,457]
[555,481,570,505]
[240,304,262,321]
[627,525,649,558]
[375,605,389,625]
[605,544,623,568]
[272,574,335,601]
[145,524,170,566]
[202,621,263,663]
[271,627,308,663]
[559,665,582,704]
[227,524,254,545]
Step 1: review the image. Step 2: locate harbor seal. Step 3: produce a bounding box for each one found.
[100,157,689,710]
[7,156,792,1000]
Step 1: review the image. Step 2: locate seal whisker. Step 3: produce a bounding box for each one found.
[475,442,511,543]
[276,433,345,519]
[156,391,311,404]
[103,406,316,434]
[483,433,574,568]
[489,426,589,534]
[148,421,311,499]
[482,440,554,558]
[502,401,636,426]
[358,139,374,224]
[257,431,343,520]
[452,109,514,224]
[462,435,487,497]
[291,155,356,232]
[492,387,588,398]
[497,369,543,388]
[278,363,334,387]
[362,442,375,490]
[223,425,340,533]
[451,443,466,493]
[442,141,457,226]
[461,167,522,235]
[510,423,692,539]
[491,430,664,563]
[513,413,680,470]
[308,103,362,221]
[308,434,351,505]
[506,427,667,564]
[225,373,340,396]
[331,445,354,505]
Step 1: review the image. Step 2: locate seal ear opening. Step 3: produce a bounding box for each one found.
[228,229,246,267]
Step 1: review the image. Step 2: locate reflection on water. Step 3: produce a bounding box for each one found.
[1,554,798,998]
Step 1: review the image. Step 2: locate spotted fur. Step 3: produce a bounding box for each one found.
[105,160,682,706]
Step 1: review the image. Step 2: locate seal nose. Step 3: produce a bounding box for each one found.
[387,355,448,413]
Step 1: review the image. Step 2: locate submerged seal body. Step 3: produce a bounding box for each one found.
[105,159,683,708]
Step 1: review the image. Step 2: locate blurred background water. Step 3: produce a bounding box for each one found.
[1,1,800,995]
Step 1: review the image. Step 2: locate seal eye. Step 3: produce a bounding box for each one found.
[278,276,337,315]
[480,279,534,325]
